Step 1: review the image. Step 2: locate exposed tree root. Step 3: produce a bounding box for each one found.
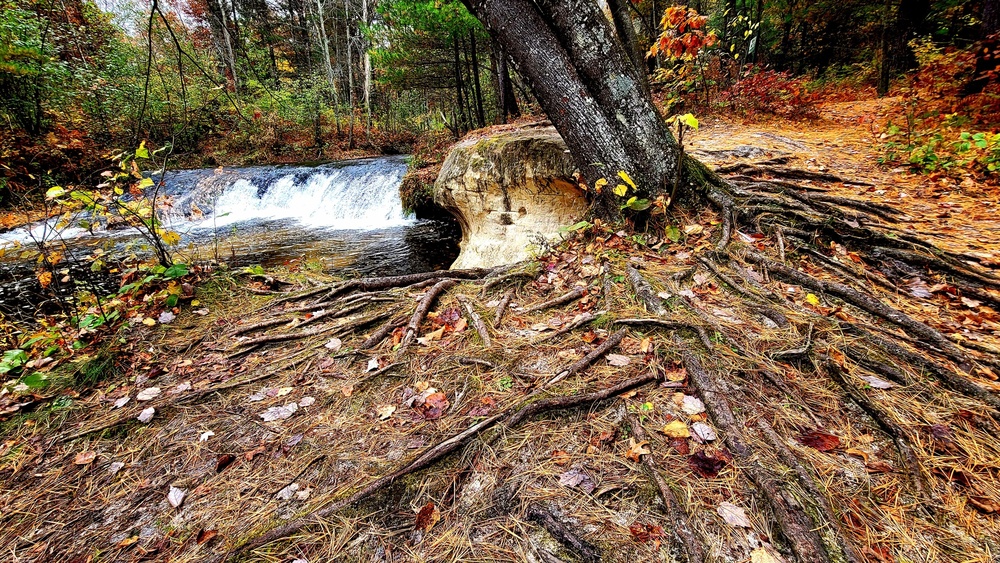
[524,286,586,313]
[494,288,515,327]
[224,370,655,561]
[398,278,459,354]
[457,294,491,347]
[627,413,706,563]
[525,504,601,563]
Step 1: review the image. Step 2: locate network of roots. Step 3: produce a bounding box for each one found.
[1,169,998,563]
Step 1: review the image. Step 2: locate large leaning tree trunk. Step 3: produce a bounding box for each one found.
[461,0,685,219]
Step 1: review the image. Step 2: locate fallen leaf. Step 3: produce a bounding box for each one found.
[116,535,139,548]
[967,495,1000,514]
[275,387,293,397]
[421,392,450,420]
[552,450,571,465]
[961,296,982,308]
[377,404,396,420]
[558,468,596,493]
[112,396,130,409]
[295,488,311,500]
[367,357,380,372]
[196,529,218,544]
[109,461,125,474]
[416,326,446,345]
[299,396,316,407]
[216,454,236,472]
[680,395,705,415]
[167,486,186,508]
[805,293,821,306]
[797,430,841,452]
[688,449,728,478]
[625,438,650,462]
[158,311,176,324]
[750,546,786,563]
[259,402,298,422]
[276,483,299,500]
[136,387,161,401]
[341,385,354,397]
[690,422,717,442]
[607,354,631,367]
[717,501,751,527]
[859,375,894,389]
[907,278,932,298]
[415,501,441,533]
[142,317,156,326]
[629,522,666,548]
[199,431,215,442]
[660,420,690,438]
[137,407,155,423]
[324,337,343,351]
[74,450,97,465]
[243,446,265,461]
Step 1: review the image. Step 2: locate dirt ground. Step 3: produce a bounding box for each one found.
[1,98,999,563]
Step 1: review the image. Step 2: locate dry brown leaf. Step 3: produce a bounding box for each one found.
[414,502,441,532]
[660,419,690,438]
[73,451,97,465]
[625,438,650,462]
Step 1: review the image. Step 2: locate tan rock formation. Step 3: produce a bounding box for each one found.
[434,126,588,269]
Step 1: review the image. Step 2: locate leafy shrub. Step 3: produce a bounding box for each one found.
[717,67,815,118]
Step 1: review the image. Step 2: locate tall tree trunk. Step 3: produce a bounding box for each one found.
[453,34,470,133]
[314,0,341,137]
[345,0,355,149]
[607,0,649,97]
[362,0,372,142]
[469,31,487,128]
[878,0,930,97]
[489,37,520,123]
[964,0,1000,95]
[462,0,680,219]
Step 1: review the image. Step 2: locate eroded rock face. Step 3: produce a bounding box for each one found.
[434,127,588,269]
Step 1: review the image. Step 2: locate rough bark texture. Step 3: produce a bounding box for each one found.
[461,0,678,219]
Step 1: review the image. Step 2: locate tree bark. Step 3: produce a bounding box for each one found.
[878,0,930,97]
[462,0,680,219]
[606,0,649,97]
[469,31,487,128]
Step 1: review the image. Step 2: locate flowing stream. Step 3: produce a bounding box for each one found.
[0,156,460,321]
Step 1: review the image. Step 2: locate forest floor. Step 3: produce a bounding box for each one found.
[1,96,1000,563]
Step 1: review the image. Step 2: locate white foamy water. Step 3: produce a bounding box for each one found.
[0,156,414,248]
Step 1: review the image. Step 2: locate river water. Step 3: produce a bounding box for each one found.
[0,156,459,321]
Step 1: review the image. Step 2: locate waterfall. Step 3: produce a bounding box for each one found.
[159,156,413,232]
[0,156,414,247]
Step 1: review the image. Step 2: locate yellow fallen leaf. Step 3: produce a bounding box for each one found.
[594,178,608,193]
[612,183,628,197]
[660,420,691,438]
[142,317,156,326]
[805,293,821,306]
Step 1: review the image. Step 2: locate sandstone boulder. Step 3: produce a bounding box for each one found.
[433,126,588,269]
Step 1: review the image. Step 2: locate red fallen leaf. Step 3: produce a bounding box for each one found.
[797,430,841,452]
[421,392,450,420]
[414,501,441,532]
[669,437,690,455]
[196,529,218,544]
[688,449,728,478]
[216,453,237,472]
[628,522,665,549]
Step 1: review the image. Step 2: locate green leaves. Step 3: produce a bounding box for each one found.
[162,263,190,280]
[668,113,699,131]
[0,349,28,374]
[45,185,66,199]
[558,220,592,233]
[135,140,149,159]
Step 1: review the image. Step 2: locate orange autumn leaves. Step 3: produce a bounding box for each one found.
[648,6,717,60]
